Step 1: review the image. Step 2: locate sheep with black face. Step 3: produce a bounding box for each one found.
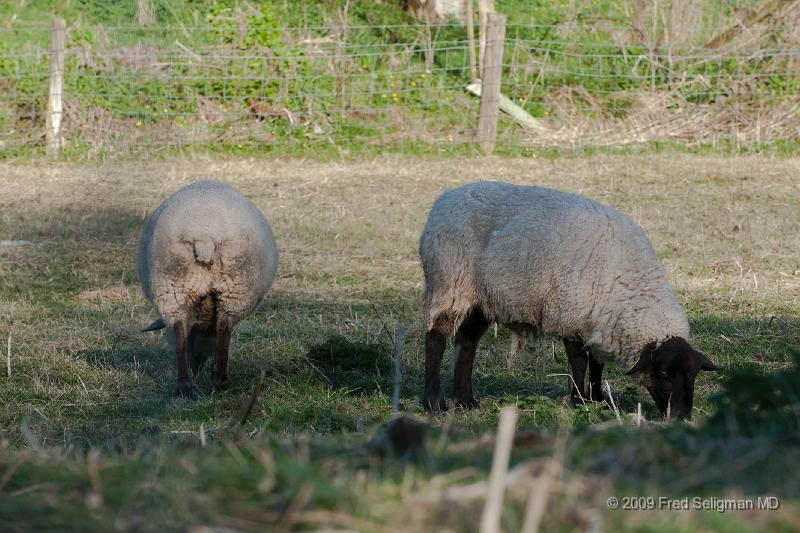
[138,181,278,397]
[419,181,717,419]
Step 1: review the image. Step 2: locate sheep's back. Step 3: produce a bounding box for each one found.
[471,184,688,359]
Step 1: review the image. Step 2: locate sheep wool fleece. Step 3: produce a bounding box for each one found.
[138,180,278,329]
[420,181,689,368]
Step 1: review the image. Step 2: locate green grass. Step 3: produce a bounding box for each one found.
[1,152,799,529]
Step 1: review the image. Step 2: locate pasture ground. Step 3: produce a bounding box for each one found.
[1,152,799,531]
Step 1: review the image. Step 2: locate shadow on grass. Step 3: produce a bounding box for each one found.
[77,344,171,380]
[13,204,144,243]
[3,206,144,301]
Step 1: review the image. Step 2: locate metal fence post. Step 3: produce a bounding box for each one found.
[476,12,505,154]
[46,17,66,156]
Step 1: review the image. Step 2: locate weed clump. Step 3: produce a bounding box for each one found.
[705,349,800,439]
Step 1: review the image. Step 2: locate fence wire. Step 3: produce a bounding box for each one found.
[2,22,800,156]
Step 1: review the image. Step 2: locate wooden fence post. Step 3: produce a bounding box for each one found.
[46,17,66,156]
[477,0,496,77]
[476,12,505,154]
[465,0,477,80]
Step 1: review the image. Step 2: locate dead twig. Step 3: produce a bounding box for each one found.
[769,315,799,330]
[226,369,266,432]
[604,380,622,425]
[303,356,333,387]
[363,291,395,345]
[547,373,587,405]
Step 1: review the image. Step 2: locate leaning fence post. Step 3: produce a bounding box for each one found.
[46,17,66,156]
[476,12,506,154]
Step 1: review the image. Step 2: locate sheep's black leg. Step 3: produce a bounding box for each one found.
[452,308,489,409]
[174,320,195,398]
[588,354,605,402]
[424,328,448,412]
[188,327,205,376]
[213,318,232,391]
[563,337,588,407]
[189,326,215,377]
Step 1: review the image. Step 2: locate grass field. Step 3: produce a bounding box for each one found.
[1,152,800,531]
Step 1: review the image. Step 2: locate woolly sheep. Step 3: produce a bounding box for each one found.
[138,181,278,396]
[419,181,717,419]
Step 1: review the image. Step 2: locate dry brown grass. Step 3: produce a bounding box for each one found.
[3,151,799,306]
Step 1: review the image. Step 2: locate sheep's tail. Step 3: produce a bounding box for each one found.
[193,239,215,265]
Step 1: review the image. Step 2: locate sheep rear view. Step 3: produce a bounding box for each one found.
[138,181,278,397]
[419,181,717,419]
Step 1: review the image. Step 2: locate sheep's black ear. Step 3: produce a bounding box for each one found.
[695,350,719,372]
[142,319,166,332]
[625,355,651,376]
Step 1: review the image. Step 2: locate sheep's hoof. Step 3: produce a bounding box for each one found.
[454,397,479,410]
[175,381,198,399]
[424,396,448,413]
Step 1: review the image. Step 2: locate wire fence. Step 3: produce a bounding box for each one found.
[2,21,800,157]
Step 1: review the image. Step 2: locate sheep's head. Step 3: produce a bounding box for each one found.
[626,337,718,420]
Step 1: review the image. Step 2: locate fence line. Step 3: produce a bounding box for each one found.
[2,21,800,157]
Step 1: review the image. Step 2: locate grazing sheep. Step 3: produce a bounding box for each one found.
[419,181,717,419]
[138,181,278,396]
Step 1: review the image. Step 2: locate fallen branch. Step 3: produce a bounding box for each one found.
[467,81,549,132]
